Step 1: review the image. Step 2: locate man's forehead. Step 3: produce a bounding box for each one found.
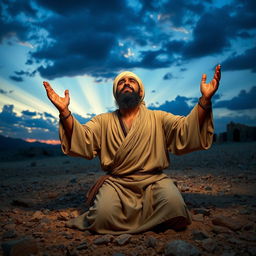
[118,76,138,82]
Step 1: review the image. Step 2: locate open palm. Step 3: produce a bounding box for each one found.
[43,81,70,112]
[200,65,221,99]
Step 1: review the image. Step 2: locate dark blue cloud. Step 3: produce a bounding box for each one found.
[0,104,59,140]
[221,47,256,73]
[215,86,256,110]
[1,0,256,79]
[9,75,23,82]
[0,88,13,94]
[163,72,177,80]
[149,95,193,115]
[44,112,55,118]
[22,110,37,116]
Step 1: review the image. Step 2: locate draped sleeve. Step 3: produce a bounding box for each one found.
[161,104,214,155]
[59,115,102,159]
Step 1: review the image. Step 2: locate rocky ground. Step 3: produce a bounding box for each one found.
[0,142,256,256]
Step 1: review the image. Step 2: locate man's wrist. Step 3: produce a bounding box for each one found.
[198,96,212,111]
[201,95,211,104]
[59,109,71,120]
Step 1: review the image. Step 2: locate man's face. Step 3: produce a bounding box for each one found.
[116,76,141,95]
[116,76,142,109]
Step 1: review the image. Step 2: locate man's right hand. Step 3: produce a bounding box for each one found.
[43,81,70,113]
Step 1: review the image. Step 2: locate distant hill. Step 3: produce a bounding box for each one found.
[0,135,62,161]
[0,135,57,150]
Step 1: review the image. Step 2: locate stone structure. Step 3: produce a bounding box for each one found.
[226,122,256,142]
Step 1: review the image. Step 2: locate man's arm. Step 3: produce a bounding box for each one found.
[43,81,73,142]
[198,64,221,129]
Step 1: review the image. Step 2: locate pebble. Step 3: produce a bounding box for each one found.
[164,240,201,256]
[114,234,132,245]
[31,210,44,221]
[76,241,88,250]
[93,234,114,245]
[146,236,158,248]
[192,229,209,240]
[205,186,212,191]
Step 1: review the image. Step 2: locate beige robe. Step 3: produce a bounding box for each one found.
[59,104,213,234]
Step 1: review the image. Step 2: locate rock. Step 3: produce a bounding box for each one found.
[204,186,212,191]
[31,210,44,221]
[192,229,209,240]
[180,185,190,192]
[1,237,38,256]
[61,232,73,240]
[114,234,132,245]
[242,222,255,231]
[112,253,126,256]
[47,192,58,199]
[211,225,234,234]
[93,234,114,245]
[58,211,70,221]
[32,232,44,238]
[146,236,158,248]
[66,248,79,256]
[193,208,210,216]
[247,247,256,256]
[192,214,204,222]
[76,241,88,250]
[212,216,244,231]
[11,198,35,208]
[165,240,201,256]
[239,231,256,242]
[3,223,16,230]
[220,251,236,256]
[201,238,216,253]
[2,230,17,239]
[70,178,77,183]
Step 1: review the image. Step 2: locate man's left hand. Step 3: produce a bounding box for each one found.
[200,64,221,100]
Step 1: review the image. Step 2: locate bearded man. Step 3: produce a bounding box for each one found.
[43,65,221,234]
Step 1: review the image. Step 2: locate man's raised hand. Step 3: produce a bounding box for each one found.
[200,64,221,100]
[43,81,70,112]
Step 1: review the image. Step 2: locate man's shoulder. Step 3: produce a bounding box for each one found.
[146,108,168,116]
[93,111,117,121]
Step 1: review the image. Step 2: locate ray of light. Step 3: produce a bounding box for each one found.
[76,76,106,115]
[0,78,58,116]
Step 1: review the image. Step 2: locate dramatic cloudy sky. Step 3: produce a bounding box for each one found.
[0,0,255,143]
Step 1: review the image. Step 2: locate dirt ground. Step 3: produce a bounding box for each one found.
[0,142,256,255]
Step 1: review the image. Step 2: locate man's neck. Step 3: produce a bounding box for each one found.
[119,104,140,119]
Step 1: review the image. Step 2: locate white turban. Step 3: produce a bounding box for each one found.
[113,71,145,102]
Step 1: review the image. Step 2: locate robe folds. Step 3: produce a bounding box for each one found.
[59,103,214,234]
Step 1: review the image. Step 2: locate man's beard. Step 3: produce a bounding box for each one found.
[116,90,141,110]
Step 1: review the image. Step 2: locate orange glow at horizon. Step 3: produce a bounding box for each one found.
[25,139,61,145]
